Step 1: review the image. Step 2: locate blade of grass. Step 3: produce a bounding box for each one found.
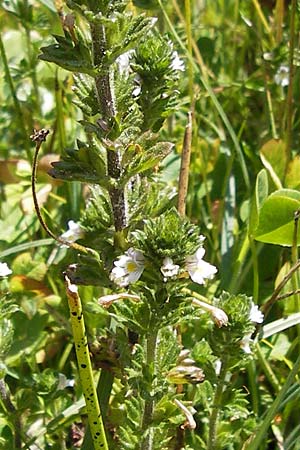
[245,353,300,450]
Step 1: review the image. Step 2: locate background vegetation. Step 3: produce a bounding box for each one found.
[1,0,300,449]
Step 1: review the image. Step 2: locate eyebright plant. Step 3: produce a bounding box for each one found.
[31,1,265,449]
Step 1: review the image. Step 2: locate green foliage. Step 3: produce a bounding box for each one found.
[133,208,201,265]
[132,33,181,132]
[39,30,94,75]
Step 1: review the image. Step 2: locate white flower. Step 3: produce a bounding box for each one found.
[0,262,12,277]
[240,334,253,354]
[116,50,134,74]
[185,248,217,285]
[160,257,180,279]
[111,248,145,287]
[249,302,264,324]
[60,221,85,244]
[171,51,185,71]
[274,65,289,87]
[211,307,228,328]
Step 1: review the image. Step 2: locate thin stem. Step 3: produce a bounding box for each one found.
[0,33,31,161]
[250,238,259,303]
[0,379,22,448]
[184,0,194,103]
[246,353,300,450]
[252,0,275,46]
[291,211,300,347]
[65,277,109,450]
[284,0,297,172]
[141,329,158,450]
[262,259,300,317]
[207,357,228,450]
[178,111,193,216]
[247,360,260,416]
[256,344,280,393]
[30,129,100,260]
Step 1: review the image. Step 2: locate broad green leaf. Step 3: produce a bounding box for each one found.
[254,189,300,246]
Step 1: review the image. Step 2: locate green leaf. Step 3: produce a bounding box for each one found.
[39,31,94,75]
[254,189,300,246]
[48,141,108,185]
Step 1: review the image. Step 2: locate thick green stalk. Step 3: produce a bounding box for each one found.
[141,329,159,450]
[90,22,127,235]
[207,357,228,450]
[65,276,109,450]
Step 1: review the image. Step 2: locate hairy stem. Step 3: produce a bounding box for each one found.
[91,22,127,234]
[141,329,159,450]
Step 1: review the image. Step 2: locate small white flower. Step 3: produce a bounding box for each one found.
[249,302,264,324]
[116,50,134,74]
[211,307,228,328]
[0,262,12,277]
[171,51,185,71]
[185,248,217,285]
[274,65,289,87]
[240,333,253,354]
[111,248,145,287]
[160,257,180,279]
[60,221,85,244]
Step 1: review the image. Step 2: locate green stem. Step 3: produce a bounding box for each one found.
[291,211,300,346]
[0,378,22,448]
[256,343,280,393]
[284,0,297,173]
[228,232,250,293]
[65,276,109,450]
[141,329,159,450]
[0,33,31,161]
[247,360,259,416]
[207,357,228,450]
[246,353,300,450]
[24,26,40,115]
[250,238,259,302]
[184,0,194,103]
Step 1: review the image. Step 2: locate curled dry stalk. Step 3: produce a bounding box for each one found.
[30,129,100,261]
